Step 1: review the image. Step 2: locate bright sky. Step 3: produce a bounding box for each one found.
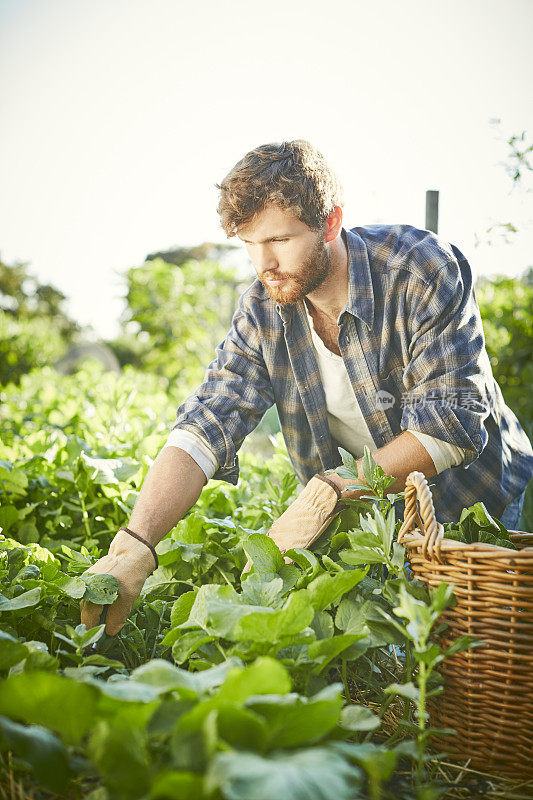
[1,0,532,338]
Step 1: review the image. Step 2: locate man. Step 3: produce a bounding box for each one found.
[81,139,533,636]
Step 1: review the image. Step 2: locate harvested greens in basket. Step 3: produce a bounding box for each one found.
[441,502,517,549]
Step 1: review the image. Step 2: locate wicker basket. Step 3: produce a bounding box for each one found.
[397,471,533,779]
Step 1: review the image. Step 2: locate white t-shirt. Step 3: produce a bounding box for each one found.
[302,304,465,472]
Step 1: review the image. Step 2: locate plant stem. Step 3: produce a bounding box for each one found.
[214,640,228,661]
[77,489,92,539]
[402,644,413,723]
[150,601,167,659]
[215,564,233,586]
[417,660,427,783]
[369,776,381,800]
[127,618,148,663]
[341,658,350,702]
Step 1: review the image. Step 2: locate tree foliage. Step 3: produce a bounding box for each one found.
[476,267,533,431]
[475,122,532,246]
[476,268,533,531]
[0,256,80,386]
[0,256,79,338]
[110,254,244,400]
[145,241,238,267]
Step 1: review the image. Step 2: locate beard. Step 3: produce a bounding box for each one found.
[259,234,331,304]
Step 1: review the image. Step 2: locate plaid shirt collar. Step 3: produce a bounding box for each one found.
[275,227,375,330]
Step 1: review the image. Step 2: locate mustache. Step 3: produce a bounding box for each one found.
[261,272,287,281]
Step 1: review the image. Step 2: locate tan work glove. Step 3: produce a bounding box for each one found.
[243,474,342,574]
[80,528,158,636]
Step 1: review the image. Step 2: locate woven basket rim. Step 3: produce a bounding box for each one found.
[398,474,532,561]
[401,528,533,557]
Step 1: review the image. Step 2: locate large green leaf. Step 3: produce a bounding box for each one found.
[132,658,239,700]
[243,533,284,573]
[216,657,291,704]
[308,634,366,672]
[81,452,139,485]
[53,574,87,599]
[241,574,285,607]
[339,547,386,565]
[170,591,197,628]
[183,584,269,637]
[172,630,214,664]
[335,596,402,647]
[88,720,150,800]
[0,715,70,794]
[174,512,207,544]
[0,671,98,743]
[0,586,41,610]
[247,688,343,749]
[0,463,28,495]
[233,591,314,644]
[306,569,367,612]
[331,741,397,784]
[207,745,363,800]
[81,574,120,605]
[214,706,268,751]
[0,630,28,669]
[339,704,380,732]
[311,610,334,640]
[0,505,19,532]
[150,770,204,800]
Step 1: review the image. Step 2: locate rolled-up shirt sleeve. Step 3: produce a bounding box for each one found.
[407,429,466,473]
[400,255,492,468]
[162,429,219,481]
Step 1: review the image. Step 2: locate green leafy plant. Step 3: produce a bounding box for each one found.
[0,367,500,798]
[379,583,478,787]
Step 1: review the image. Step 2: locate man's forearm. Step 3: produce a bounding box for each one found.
[126,446,207,547]
[328,430,437,499]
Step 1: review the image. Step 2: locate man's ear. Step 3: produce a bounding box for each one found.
[325,205,343,242]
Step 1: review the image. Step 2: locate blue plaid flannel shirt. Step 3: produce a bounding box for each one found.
[173,224,533,522]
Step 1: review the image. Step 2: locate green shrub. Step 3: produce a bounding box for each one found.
[476,268,533,530]
[0,315,67,386]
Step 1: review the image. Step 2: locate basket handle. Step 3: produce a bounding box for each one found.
[397,471,444,561]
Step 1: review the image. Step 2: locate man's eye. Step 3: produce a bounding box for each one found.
[273,238,289,243]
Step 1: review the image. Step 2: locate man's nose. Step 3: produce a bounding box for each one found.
[254,244,278,276]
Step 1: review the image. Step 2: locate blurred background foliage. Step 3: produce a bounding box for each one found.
[0,257,80,384]
[113,255,242,390]
[475,268,533,528]
[476,268,533,432]
[0,245,245,398]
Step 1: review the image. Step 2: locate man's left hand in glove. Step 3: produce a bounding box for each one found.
[242,474,343,573]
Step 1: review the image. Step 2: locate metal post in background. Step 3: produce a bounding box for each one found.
[425,190,439,233]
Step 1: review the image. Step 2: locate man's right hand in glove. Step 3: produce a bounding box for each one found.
[79,446,207,636]
[80,528,157,636]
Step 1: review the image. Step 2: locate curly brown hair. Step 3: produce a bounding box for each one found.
[216,140,343,237]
